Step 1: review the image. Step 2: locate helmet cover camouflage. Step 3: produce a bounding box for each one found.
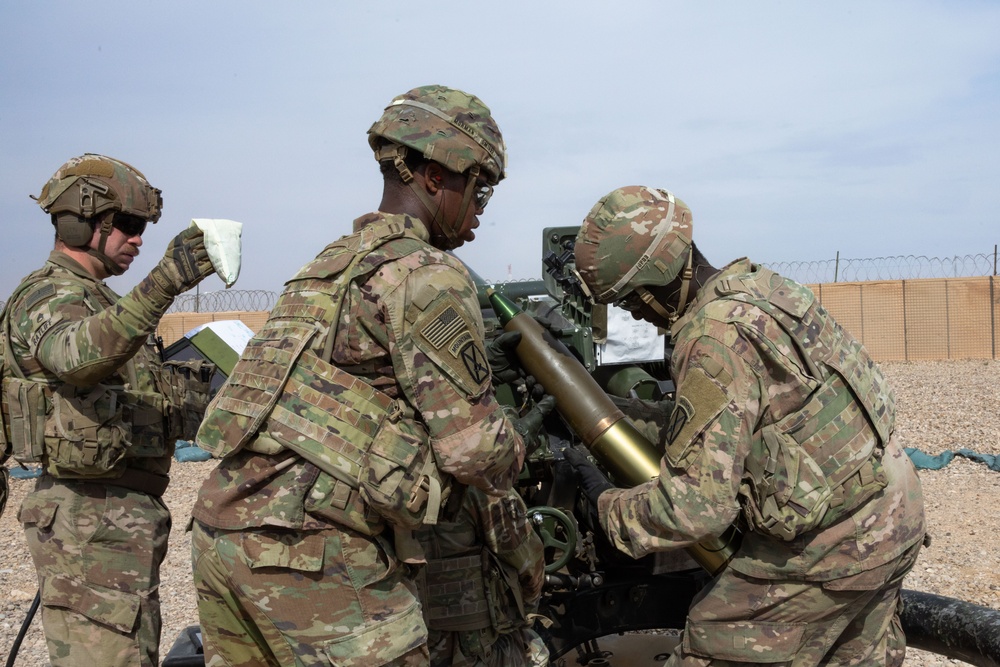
[367,85,507,185]
[34,153,162,223]
[574,186,693,304]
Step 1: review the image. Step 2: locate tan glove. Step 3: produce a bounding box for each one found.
[148,227,215,297]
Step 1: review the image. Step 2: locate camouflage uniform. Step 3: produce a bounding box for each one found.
[190,212,525,667]
[0,154,213,667]
[418,486,548,667]
[596,261,925,666]
[574,187,926,666]
[4,254,180,666]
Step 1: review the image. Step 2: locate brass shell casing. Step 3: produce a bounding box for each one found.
[487,290,739,575]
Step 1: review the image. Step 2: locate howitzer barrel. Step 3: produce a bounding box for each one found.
[488,289,739,575]
[900,589,1000,667]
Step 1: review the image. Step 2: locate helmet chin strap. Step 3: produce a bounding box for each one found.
[637,247,694,325]
[88,214,125,277]
[408,169,479,249]
[444,165,479,247]
[386,146,478,250]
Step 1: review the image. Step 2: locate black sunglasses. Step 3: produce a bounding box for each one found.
[113,215,148,238]
[475,183,493,210]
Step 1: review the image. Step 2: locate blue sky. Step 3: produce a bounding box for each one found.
[2,1,999,300]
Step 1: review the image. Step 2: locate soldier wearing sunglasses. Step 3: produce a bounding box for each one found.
[0,153,216,667]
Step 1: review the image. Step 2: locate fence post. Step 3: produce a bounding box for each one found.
[991,276,996,360]
[945,281,951,360]
[834,251,840,283]
[902,280,908,362]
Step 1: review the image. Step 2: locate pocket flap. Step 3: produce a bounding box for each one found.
[324,601,427,666]
[41,573,140,633]
[242,532,325,572]
[684,619,805,662]
[18,496,58,529]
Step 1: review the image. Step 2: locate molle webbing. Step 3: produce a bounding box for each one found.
[202,223,421,467]
[422,550,492,632]
[716,267,895,445]
[248,337,400,491]
[244,229,423,484]
[0,264,148,468]
[717,268,894,537]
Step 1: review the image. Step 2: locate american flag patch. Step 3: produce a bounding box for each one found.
[422,306,465,349]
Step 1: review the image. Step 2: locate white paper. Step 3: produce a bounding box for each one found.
[185,319,255,355]
[190,218,243,287]
[596,304,666,365]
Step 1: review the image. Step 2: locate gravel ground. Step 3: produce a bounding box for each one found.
[2,360,999,666]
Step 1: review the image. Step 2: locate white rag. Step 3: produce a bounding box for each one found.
[190,218,243,288]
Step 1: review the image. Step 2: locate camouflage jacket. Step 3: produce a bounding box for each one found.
[1,251,172,479]
[193,213,525,531]
[598,259,925,581]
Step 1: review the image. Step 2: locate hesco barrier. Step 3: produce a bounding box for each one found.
[807,275,999,362]
[158,310,269,347]
[155,275,1000,362]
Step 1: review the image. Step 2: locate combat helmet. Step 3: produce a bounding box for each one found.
[33,153,163,276]
[575,186,694,323]
[368,85,506,248]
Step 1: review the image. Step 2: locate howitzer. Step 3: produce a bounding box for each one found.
[158,226,1000,667]
[466,225,1000,666]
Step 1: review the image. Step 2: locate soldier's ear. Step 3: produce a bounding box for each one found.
[423,163,446,195]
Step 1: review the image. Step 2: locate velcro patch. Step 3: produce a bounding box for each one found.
[666,398,692,445]
[422,305,466,350]
[665,366,729,469]
[24,284,56,311]
[459,340,489,386]
[415,293,489,397]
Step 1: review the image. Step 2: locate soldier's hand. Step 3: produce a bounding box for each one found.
[563,446,614,509]
[512,394,556,454]
[150,227,215,296]
[487,330,524,385]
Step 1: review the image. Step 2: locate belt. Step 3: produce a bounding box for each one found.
[40,468,170,497]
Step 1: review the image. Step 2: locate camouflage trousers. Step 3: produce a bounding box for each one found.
[18,476,170,667]
[427,627,550,667]
[191,520,430,667]
[666,541,921,666]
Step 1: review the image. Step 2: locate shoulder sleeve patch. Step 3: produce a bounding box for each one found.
[23,284,56,312]
[665,365,730,469]
[413,292,490,397]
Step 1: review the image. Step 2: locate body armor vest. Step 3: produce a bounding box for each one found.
[712,267,894,541]
[196,221,447,534]
[0,265,204,492]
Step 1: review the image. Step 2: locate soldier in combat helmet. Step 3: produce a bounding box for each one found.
[565,185,926,666]
[190,85,547,666]
[0,154,217,666]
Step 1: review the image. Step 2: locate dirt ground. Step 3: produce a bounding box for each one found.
[2,359,998,666]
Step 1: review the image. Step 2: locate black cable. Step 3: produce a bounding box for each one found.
[5,590,40,667]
